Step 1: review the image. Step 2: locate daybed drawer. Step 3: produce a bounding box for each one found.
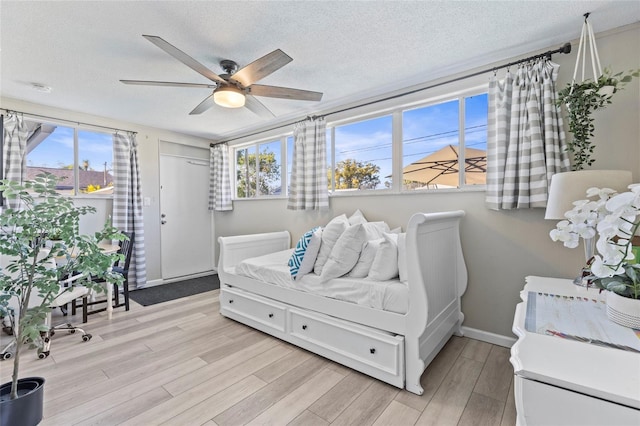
[288,308,404,381]
[220,286,286,333]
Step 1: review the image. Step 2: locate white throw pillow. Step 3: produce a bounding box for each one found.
[321,224,367,281]
[397,233,408,283]
[348,209,367,225]
[298,228,323,281]
[288,226,322,280]
[368,233,399,281]
[362,221,390,240]
[314,214,349,275]
[348,237,383,278]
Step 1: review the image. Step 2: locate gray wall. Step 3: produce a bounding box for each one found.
[214,24,640,339]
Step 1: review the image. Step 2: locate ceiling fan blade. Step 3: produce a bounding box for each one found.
[244,95,276,118]
[231,49,293,87]
[120,80,216,89]
[189,94,217,115]
[142,35,226,84]
[249,84,323,101]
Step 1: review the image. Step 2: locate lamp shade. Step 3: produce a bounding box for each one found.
[545,170,633,219]
[214,86,245,108]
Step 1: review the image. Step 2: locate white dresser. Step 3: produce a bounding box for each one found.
[510,276,640,426]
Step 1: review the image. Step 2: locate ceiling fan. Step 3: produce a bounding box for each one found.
[120,35,323,117]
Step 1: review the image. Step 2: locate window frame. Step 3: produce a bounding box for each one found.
[228,84,488,200]
[231,135,289,200]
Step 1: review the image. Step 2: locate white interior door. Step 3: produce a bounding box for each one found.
[160,154,214,280]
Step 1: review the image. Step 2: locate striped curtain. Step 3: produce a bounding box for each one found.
[208,143,233,211]
[287,117,329,210]
[113,132,146,288]
[485,59,570,210]
[2,112,28,209]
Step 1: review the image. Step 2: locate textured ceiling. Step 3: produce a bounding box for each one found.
[1,1,639,141]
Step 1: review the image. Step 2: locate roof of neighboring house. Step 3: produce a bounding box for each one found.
[26,167,113,190]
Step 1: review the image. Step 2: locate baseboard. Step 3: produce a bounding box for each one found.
[461,326,516,348]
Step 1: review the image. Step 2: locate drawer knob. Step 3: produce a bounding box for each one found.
[302,325,307,330]
[370,348,376,354]
[229,299,234,304]
[268,313,274,318]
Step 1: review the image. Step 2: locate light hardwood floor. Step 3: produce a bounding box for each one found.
[0,290,517,426]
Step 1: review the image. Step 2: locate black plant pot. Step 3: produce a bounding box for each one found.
[0,377,45,426]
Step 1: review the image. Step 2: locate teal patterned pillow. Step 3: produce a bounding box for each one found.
[289,226,322,280]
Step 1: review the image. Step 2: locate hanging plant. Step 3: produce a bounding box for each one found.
[557,68,639,170]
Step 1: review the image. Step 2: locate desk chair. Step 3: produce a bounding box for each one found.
[1,273,92,360]
[85,231,133,315]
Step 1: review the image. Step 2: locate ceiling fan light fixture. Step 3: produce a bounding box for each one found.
[214,86,245,108]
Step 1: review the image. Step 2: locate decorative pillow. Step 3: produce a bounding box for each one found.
[368,233,399,281]
[288,226,322,280]
[348,237,383,278]
[362,221,390,240]
[397,233,408,283]
[314,214,349,275]
[320,224,367,281]
[348,209,367,225]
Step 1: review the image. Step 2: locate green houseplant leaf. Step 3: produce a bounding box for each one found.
[557,68,639,170]
[0,173,125,400]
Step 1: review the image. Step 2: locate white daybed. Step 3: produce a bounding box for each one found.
[217,210,467,395]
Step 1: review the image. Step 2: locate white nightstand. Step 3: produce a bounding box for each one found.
[510,276,640,426]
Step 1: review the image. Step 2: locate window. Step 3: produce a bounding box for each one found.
[25,120,114,196]
[401,93,487,190]
[329,115,392,192]
[234,139,282,198]
[230,89,487,198]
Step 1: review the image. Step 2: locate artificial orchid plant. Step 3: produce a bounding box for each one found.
[550,184,640,299]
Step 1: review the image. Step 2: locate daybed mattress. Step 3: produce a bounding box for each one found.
[231,249,408,314]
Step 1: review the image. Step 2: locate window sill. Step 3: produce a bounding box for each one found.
[231,185,486,202]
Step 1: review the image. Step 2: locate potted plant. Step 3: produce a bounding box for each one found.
[588,184,640,328]
[557,68,639,170]
[0,173,124,426]
[550,183,640,328]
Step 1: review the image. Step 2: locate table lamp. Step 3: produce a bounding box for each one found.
[545,170,633,285]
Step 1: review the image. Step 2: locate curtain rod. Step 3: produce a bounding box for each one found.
[216,42,571,146]
[0,108,137,135]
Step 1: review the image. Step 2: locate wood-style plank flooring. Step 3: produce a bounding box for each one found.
[0,290,516,425]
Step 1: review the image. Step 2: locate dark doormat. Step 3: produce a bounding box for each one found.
[129,274,220,306]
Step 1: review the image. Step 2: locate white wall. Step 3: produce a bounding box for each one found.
[214,23,640,339]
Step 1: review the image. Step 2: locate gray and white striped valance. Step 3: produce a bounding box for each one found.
[485,59,570,210]
[2,112,28,209]
[209,143,233,211]
[113,132,147,288]
[287,117,329,210]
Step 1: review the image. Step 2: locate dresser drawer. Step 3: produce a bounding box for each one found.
[220,286,286,333]
[288,307,404,381]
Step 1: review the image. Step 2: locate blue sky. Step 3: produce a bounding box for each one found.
[27,125,113,172]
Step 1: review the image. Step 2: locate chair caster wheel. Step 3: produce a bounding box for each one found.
[38,351,49,359]
[82,334,92,342]
[1,352,12,360]
[69,329,76,334]
[50,330,55,336]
